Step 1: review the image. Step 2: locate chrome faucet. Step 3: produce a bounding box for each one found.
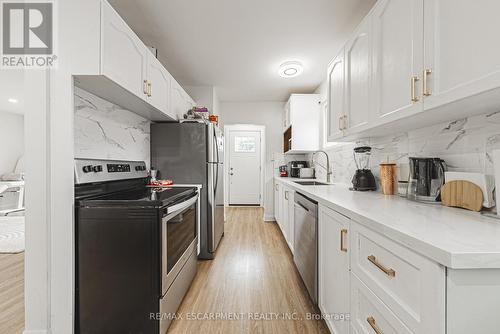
[313,150,332,183]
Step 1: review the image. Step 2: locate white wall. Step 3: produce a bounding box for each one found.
[219,101,284,219]
[184,85,221,116]
[0,111,24,175]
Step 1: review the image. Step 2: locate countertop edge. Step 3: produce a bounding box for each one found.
[274,176,500,269]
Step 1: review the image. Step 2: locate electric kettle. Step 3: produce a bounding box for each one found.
[407,157,446,202]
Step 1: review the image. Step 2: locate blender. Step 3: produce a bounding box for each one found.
[351,146,377,191]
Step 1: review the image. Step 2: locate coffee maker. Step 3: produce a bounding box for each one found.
[407,157,446,202]
[289,161,308,178]
[351,146,377,191]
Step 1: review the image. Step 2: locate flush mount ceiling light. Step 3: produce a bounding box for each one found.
[278,61,304,78]
[8,98,18,104]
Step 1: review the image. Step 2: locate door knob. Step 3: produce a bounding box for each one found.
[229,172,234,176]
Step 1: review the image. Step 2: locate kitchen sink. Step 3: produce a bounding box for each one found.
[293,181,330,186]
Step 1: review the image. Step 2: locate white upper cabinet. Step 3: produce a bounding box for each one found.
[344,17,372,134]
[284,94,321,153]
[171,78,195,120]
[147,53,172,114]
[76,0,195,121]
[327,50,345,141]
[372,0,424,123]
[328,0,500,141]
[101,0,149,100]
[423,0,500,111]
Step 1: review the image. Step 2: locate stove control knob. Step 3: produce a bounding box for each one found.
[82,165,93,173]
[135,166,141,171]
[93,165,103,173]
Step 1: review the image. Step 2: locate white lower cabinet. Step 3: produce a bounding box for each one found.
[318,203,445,334]
[350,223,445,334]
[274,181,281,225]
[318,205,350,334]
[350,273,412,334]
[274,182,294,253]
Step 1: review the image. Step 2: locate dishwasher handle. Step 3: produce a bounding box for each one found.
[295,201,310,212]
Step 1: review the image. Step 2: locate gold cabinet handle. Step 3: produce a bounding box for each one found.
[147,81,152,97]
[367,316,383,334]
[338,116,343,131]
[343,115,348,130]
[340,229,348,252]
[411,76,420,102]
[367,255,395,277]
[423,69,432,96]
[285,191,289,200]
[143,80,148,95]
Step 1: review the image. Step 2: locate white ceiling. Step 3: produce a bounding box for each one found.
[109,0,376,102]
[0,70,24,114]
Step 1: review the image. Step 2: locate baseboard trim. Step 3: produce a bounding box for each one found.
[23,330,50,334]
[263,214,276,222]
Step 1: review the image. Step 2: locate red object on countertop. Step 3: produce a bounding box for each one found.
[280,171,288,177]
[147,179,174,187]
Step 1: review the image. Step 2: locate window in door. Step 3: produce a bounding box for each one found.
[234,136,256,153]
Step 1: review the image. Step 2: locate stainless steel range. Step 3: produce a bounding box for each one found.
[74,158,198,334]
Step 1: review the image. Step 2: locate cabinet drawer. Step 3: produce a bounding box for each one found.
[350,223,445,333]
[351,273,412,334]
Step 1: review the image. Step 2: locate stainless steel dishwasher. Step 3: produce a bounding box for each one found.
[293,192,318,304]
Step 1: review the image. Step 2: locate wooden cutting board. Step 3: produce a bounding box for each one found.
[441,180,483,212]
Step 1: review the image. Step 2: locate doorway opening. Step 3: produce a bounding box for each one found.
[0,71,25,333]
[224,125,265,207]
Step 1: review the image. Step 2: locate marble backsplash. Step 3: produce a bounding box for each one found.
[74,87,151,167]
[311,111,500,186]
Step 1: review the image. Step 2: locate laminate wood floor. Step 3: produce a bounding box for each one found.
[167,207,329,334]
[0,252,24,334]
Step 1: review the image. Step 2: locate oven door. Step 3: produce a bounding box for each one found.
[162,193,198,295]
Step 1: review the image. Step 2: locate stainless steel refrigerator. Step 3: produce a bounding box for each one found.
[151,122,224,259]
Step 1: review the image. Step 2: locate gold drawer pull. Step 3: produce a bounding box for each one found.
[340,229,348,252]
[367,255,396,277]
[367,316,383,334]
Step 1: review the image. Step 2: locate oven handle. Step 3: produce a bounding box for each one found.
[166,193,198,216]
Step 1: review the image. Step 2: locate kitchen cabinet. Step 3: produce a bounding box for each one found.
[101,0,149,102]
[372,0,424,123]
[273,182,294,253]
[343,16,372,135]
[423,0,500,111]
[283,94,321,154]
[147,52,172,114]
[275,177,500,334]
[281,186,294,252]
[75,0,195,122]
[326,50,345,141]
[327,0,500,141]
[171,78,196,120]
[318,205,350,334]
[350,223,445,334]
[283,102,291,131]
[274,181,281,225]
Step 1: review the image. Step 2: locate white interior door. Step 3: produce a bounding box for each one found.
[228,130,261,205]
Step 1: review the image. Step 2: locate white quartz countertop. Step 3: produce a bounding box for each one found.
[275,176,500,269]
